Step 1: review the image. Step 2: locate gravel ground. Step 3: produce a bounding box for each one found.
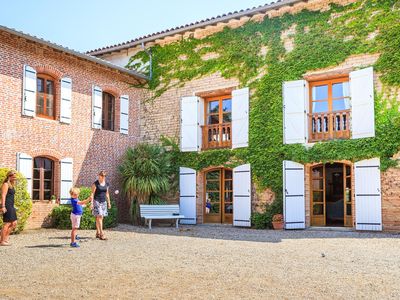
[0,225,399,299]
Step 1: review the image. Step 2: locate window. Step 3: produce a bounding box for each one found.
[36,74,55,119]
[102,92,115,131]
[33,157,54,201]
[202,95,232,149]
[309,77,351,142]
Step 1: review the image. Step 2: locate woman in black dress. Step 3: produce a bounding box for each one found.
[91,171,111,240]
[1,170,18,246]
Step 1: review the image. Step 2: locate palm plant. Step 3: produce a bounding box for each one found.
[118,143,173,224]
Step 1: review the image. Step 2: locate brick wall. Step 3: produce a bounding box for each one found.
[0,31,144,227]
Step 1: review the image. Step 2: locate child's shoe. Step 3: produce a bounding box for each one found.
[70,242,80,248]
[75,235,80,240]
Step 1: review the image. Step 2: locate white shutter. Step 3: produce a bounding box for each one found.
[180,96,200,152]
[22,65,37,117]
[16,153,33,198]
[60,158,73,204]
[233,164,251,227]
[232,87,249,148]
[179,167,196,224]
[355,158,382,231]
[350,67,375,139]
[92,85,102,129]
[283,160,305,229]
[120,95,129,135]
[60,77,72,124]
[283,80,308,144]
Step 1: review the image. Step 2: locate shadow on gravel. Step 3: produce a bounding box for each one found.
[111,224,400,244]
[25,244,65,248]
[48,236,93,240]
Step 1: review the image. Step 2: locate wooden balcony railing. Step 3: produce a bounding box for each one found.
[202,123,232,150]
[309,110,351,142]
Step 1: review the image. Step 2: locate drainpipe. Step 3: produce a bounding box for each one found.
[141,42,152,81]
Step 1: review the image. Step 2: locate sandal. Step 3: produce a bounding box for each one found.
[0,242,10,246]
[99,234,108,241]
[96,233,100,239]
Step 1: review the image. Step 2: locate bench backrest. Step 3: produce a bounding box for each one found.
[140,205,180,217]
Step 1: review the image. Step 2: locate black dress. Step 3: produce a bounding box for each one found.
[3,186,17,223]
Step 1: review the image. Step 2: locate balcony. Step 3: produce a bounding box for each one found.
[202,123,232,150]
[309,110,351,142]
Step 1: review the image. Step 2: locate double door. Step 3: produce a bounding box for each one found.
[311,163,352,227]
[204,168,233,224]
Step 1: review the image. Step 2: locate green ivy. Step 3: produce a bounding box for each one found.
[128,0,400,225]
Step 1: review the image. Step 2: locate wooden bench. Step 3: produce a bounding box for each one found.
[139,205,185,229]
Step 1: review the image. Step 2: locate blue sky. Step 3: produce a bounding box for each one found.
[0,0,273,52]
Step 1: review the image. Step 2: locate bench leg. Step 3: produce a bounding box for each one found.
[176,219,179,229]
[149,219,152,230]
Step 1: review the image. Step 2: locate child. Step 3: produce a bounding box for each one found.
[69,187,92,248]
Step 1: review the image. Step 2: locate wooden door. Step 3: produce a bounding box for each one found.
[204,168,233,224]
[311,165,325,226]
[344,164,352,227]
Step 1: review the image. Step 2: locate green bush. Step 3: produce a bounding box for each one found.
[0,168,32,233]
[51,186,118,229]
[251,200,283,229]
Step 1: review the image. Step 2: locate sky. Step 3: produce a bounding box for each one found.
[0,0,274,53]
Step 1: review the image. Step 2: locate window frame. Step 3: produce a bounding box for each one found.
[32,157,54,201]
[36,73,56,120]
[309,76,350,115]
[102,91,115,131]
[204,94,232,126]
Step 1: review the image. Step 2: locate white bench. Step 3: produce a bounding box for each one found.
[140,205,185,229]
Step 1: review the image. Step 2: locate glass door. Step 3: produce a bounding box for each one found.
[311,165,325,226]
[204,168,233,224]
[344,164,352,227]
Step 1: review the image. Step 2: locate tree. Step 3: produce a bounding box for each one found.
[119,143,173,224]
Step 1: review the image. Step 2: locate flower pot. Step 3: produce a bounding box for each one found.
[272,221,284,230]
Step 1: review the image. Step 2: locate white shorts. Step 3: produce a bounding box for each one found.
[70,213,81,229]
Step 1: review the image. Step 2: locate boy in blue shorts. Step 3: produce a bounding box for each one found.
[70,187,92,248]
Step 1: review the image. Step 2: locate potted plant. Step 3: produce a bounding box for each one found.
[272,214,284,230]
[50,195,57,204]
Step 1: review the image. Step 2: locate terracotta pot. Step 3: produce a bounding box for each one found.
[272,221,284,230]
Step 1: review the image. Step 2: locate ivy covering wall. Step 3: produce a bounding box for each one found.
[127,0,400,221]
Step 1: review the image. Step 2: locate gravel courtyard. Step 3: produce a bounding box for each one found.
[0,225,399,299]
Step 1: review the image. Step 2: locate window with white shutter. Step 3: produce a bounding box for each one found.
[120,95,129,134]
[16,153,33,198]
[92,85,102,129]
[179,167,196,224]
[180,96,201,152]
[350,67,375,139]
[22,65,37,117]
[60,77,72,124]
[60,158,73,204]
[283,80,308,144]
[232,87,249,149]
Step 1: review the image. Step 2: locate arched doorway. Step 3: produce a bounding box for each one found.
[311,163,352,227]
[204,168,233,224]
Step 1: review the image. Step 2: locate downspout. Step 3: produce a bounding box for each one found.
[141,42,152,81]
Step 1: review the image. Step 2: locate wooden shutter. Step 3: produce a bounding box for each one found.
[179,167,196,224]
[283,80,308,144]
[233,164,251,227]
[283,160,305,229]
[60,158,73,204]
[22,65,37,117]
[232,87,249,149]
[180,96,200,152]
[350,67,375,139]
[60,77,72,124]
[92,85,102,129]
[355,158,382,231]
[16,153,33,198]
[120,95,129,135]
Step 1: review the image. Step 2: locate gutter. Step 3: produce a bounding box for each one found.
[0,25,149,82]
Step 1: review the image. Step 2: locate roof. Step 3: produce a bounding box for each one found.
[0,25,148,81]
[87,0,301,56]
